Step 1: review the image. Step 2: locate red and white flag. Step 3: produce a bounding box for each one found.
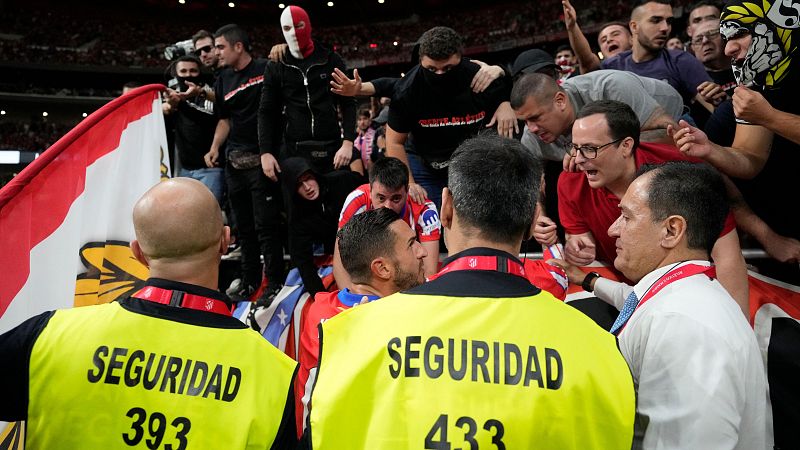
[0,85,168,334]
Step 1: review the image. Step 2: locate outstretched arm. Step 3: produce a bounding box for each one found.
[669,119,773,179]
[562,0,601,73]
[330,68,376,97]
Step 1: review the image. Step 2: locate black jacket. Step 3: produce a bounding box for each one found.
[259,44,357,155]
[281,157,361,295]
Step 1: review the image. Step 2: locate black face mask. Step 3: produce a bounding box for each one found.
[421,66,461,91]
[176,75,203,91]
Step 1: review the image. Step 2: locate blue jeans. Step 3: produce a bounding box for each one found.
[407,153,447,212]
[179,167,224,204]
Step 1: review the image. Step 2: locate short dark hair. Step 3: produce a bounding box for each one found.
[358,107,371,119]
[688,0,721,16]
[448,135,541,243]
[598,21,631,37]
[175,55,202,67]
[337,208,401,283]
[214,24,251,52]
[556,44,574,55]
[634,0,672,7]
[369,157,409,190]
[632,0,672,20]
[170,55,202,77]
[637,162,728,254]
[192,29,214,47]
[510,72,562,109]
[418,26,463,60]
[575,100,641,149]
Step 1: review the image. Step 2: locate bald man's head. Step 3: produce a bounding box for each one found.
[133,178,224,260]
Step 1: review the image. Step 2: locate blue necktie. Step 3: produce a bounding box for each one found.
[609,290,639,335]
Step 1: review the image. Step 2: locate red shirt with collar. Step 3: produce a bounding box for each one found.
[557,142,736,267]
[338,183,440,242]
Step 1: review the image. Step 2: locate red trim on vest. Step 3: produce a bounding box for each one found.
[132,286,233,316]
[427,256,526,281]
[618,264,716,334]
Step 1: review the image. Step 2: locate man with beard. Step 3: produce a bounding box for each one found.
[601,0,723,111]
[191,30,220,105]
[305,135,636,449]
[259,5,360,178]
[294,208,427,439]
[385,26,511,209]
[192,29,220,72]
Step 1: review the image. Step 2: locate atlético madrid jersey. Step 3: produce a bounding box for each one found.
[338,184,440,242]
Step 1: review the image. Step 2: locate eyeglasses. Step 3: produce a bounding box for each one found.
[691,30,720,46]
[194,45,213,56]
[569,137,624,159]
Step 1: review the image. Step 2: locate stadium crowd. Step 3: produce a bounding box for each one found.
[0,118,73,153]
[0,0,693,68]
[1,0,799,448]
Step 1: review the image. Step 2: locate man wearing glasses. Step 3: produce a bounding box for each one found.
[554,100,750,315]
[192,30,220,72]
[691,20,736,97]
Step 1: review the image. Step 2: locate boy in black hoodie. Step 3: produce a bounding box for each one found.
[282,157,362,295]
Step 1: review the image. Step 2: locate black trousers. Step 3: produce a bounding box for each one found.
[225,164,285,289]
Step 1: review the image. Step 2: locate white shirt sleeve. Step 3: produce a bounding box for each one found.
[592,277,631,311]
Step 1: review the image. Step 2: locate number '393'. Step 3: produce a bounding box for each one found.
[122,407,191,450]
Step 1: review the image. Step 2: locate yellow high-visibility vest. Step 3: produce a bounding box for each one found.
[310,291,635,449]
[26,302,296,450]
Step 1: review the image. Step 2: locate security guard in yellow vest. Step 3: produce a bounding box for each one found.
[0,178,297,449]
[306,135,635,449]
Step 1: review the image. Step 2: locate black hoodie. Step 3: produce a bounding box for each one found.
[281,157,362,295]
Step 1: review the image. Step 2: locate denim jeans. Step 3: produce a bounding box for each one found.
[178,167,224,205]
[406,152,447,212]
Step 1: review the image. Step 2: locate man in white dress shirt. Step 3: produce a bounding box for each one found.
[597,161,769,449]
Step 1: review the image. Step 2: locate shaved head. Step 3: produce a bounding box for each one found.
[133,178,223,260]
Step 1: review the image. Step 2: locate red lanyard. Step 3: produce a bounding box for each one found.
[427,255,526,281]
[132,286,233,316]
[619,263,716,334]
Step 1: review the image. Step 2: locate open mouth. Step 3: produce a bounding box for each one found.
[608,44,619,53]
